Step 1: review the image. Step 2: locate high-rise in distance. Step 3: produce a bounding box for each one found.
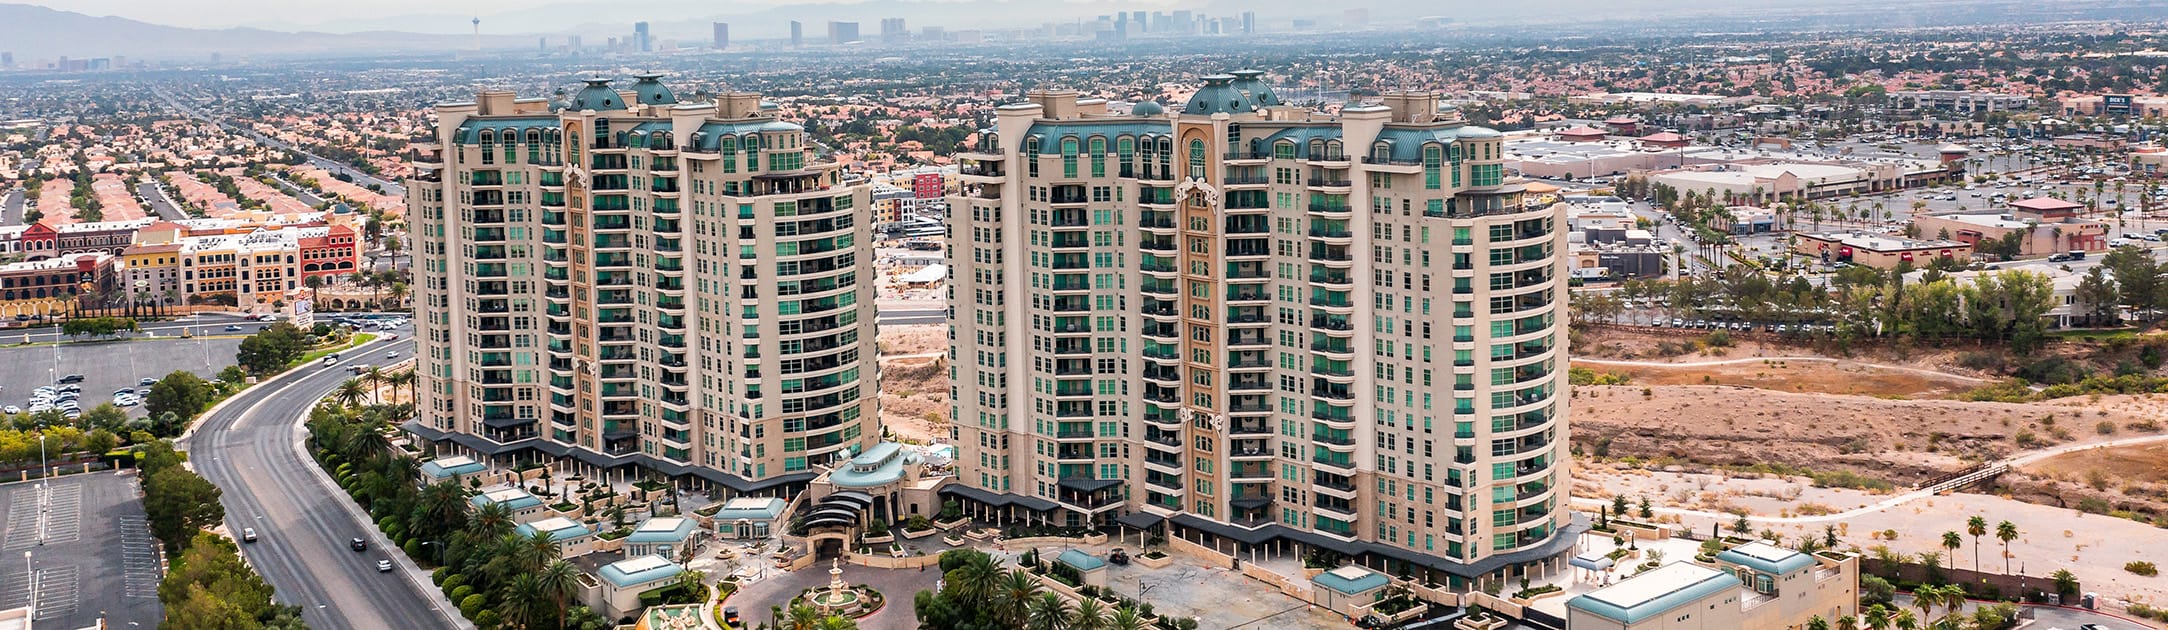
[945,71,1578,585]
[403,74,880,495]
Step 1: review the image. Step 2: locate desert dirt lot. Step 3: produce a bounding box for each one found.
[1569,384,2162,484]
[877,323,948,444]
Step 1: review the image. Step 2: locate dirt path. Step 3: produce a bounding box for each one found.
[1570,432,2168,525]
[1575,355,1993,383]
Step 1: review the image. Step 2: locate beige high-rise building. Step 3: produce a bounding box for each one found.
[945,71,1577,587]
[404,75,879,496]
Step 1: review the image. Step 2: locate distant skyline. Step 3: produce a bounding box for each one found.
[14,0,1196,32]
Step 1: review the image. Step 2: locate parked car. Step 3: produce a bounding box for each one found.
[55,374,83,384]
[1,406,18,415]
[223,325,243,332]
[139,377,157,387]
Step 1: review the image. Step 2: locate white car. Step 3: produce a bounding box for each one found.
[1,406,18,415]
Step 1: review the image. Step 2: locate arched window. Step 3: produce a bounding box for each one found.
[526,129,543,163]
[1274,140,1296,160]
[744,134,761,170]
[478,130,496,164]
[1423,144,1443,189]
[1116,135,1135,177]
[1308,139,1326,159]
[1325,140,1343,161]
[720,136,738,173]
[1372,141,1392,162]
[1088,136,1106,178]
[1187,138,1206,178]
[1060,136,1080,178]
[1025,136,1041,177]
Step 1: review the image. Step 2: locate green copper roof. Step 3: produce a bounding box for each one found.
[1311,565,1390,595]
[571,78,626,111]
[1021,120,1172,145]
[451,117,558,145]
[1716,541,1817,576]
[1186,74,1253,116]
[630,73,678,105]
[1057,549,1106,572]
[1130,101,1166,116]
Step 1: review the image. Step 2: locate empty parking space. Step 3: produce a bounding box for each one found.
[0,473,161,629]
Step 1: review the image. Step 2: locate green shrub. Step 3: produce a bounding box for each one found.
[458,593,487,619]
[2127,561,2159,576]
[431,567,448,585]
[449,585,473,604]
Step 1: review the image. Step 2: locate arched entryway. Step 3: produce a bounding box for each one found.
[807,531,848,560]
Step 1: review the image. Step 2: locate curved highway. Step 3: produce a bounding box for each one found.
[185,331,458,629]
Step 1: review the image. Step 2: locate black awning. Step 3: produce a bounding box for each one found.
[1164,512,1592,579]
[824,491,876,508]
[1057,477,1122,493]
[938,484,1058,512]
[1114,511,1166,530]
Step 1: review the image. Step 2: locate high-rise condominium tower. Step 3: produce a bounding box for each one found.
[405,75,879,496]
[946,72,1576,586]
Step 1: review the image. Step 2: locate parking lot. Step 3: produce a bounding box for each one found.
[0,472,162,628]
[0,335,246,417]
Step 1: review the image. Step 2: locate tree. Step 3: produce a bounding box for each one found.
[158,532,279,629]
[2051,568,2080,602]
[1966,516,1987,571]
[145,467,226,553]
[2075,266,2121,326]
[234,322,311,375]
[1938,531,1962,571]
[2101,244,2163,320]
[143,371,213,430]
[1026,591,1074,630]
[1862,603,1893,630]
[1910,584,1942,628]
[333,379,367,408]
[1994,521,2018,576]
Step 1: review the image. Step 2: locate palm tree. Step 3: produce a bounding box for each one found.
[1072,598,1109,630]
[1110,606,1147,630]
[536,560,583,629]
[333,378,367,407]
[1966,516,1987,571]
[946,552,1001,604]
[343,422,393,464]
[1808,616,1831,630]
[469,502,517,542]
[996,569,1042,628]
[1863,604,1893,630]
[1910,585,1940,628]
[1939,531,1962,571]
[363,366,386,405]
[515,530,561,573]
[813,616,858,630]
[498,573,546,629]
[784,603,824,630]
[1026,591,1074,630]
[414,481,469,550]
[1893,608,1918,630]
[1994,521,2019,575]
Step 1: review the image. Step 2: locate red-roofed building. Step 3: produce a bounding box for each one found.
[2008,197,2084,221]
[1603,116,1641,135]
[1556,126,1608,142]
[1637,132,1689,148]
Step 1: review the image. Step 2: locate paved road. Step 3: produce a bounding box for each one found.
[1,188,20,226]
[3,313,255,344]
[152,90,404,197]
[136,182,186,221]
[186,332,458,630]
[876,308,946,325]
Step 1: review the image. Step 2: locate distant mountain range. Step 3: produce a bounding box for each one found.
[0,3,527,61]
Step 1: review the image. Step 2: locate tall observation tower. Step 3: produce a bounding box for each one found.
[471,17,482,51]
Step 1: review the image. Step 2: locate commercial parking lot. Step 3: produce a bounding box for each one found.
[0,472,162,628]
[0,335,246,418]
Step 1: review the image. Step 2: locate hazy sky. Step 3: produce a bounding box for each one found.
[23,0,803,29]
[22,0,1151,30]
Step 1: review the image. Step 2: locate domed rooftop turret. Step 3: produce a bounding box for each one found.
[570,78,626,111]
[629,73,677,105]
[1131,100,1165,116]
[1460,126,1503,139]
[1187,74,1255,116]
[1228,70,1281,107]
